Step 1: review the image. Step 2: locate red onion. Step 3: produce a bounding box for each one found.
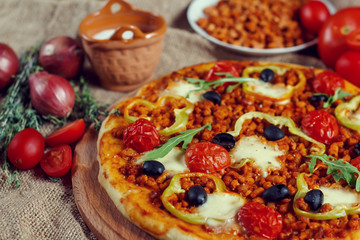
[0,43,19,90]
[39,36,84,79]
[29,71,75,118]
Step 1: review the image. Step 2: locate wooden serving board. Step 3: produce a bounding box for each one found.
[72,90,157,240]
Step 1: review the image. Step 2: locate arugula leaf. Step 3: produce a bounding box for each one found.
[184,72,255,93]
[322,88,353,108]
[307,154,360,191]
[144,124,212,160]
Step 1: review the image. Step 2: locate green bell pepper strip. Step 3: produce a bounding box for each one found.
[161,172,245,225]
[242,65,306,102]
[227,111,325,155]
[123,95,194,136]
[335,95,360,132]
[293,173,360,220]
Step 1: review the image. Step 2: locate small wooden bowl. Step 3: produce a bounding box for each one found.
[79,0,167,91]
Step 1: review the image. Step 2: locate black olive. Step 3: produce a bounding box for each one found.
[309,94,328,106]
[354,141,360,156]
[212,133,236,151]
[260,68,275,82]
[142,160,165,177]
[264,125,285,141]
[187,185,207,207]
[262,184,290,202]
[203,91,221,105]
[304,189,324,211]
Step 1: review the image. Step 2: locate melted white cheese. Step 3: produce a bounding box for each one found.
[160,80,204,104]
[320,187,360,206]
[247,80,290,98]
[137,147,188,173]
[197,192,245,226]
[230,135,284,177]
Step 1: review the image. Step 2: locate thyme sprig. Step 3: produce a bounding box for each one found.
[313,88,353,108]
[185,72,255,93]
[308,154,360,191]
[0,44,108,187]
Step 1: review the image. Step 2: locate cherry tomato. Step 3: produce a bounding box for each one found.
[237,202,283,239]
[301,110,339,145]
[185,142,231,173]
[123,118,160,153]
[0,43,19,90]
[299,0,330,35]
[7,128,45,170]
[351,156,360,172]
[346,28,360,51]
[335,51,360,88]
[318,7,360,68]
[205,61,239,81]
[45,119,85,147]
[40,145,72,177]
[312,71,345,96]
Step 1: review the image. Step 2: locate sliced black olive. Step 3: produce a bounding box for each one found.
[262,184,290,202]
[212,133,236,151]
[187,185,207,207]
[355,141,360,156]
[142,160,165,177]
[203,91,221,105]
[309,94,328,106]
[260,68,275,82]
[304,189,324,211]
[264,125,285,141]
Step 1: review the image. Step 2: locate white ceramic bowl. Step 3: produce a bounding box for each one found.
[187,0,337,56]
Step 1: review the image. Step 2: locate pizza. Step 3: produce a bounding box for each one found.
[97,60,360,240]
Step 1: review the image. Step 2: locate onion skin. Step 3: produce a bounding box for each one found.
[39,36,84,79]
[0,43,19,90]
[29,71,75,118]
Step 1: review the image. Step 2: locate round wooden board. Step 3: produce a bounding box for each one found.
[72,92,157,240]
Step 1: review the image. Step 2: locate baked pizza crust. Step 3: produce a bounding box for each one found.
[97,61,360,240]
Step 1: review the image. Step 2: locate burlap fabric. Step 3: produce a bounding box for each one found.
[0,0,359,239]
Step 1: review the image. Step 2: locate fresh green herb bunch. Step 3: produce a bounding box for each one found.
[0,44,108,187]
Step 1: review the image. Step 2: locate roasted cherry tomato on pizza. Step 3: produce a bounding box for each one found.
[185,142,231,173]
[205,61,239,81]
[335,51,360,88]
[351,156,360,172]
[301,110,339,145]
[7,128,45,170]
[318,7,360,68]
[312,71,345,96]
[123,118,160,153]
[237,202,283,239]
[40,144,72,177]
[45,119,85,146]
[299,0,330,35]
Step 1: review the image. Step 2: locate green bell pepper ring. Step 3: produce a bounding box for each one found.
[123,95,194,136]
[293,173,360,220]
[161,172,245,225]
[228,111,326,155]
[335,95,360,132]
[242,65,306,102]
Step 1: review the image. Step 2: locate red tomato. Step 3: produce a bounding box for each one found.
[301,110,339,145]
[237,202,283,239]
[299,0,330,35]
[312,71,345,96]
[205,61,239,81]
[346,28,360,51]
[123,118,160,153]
[40,145,72,177]
[335,51,360,88]
[185,142,231,173]
[7,128,45,170]
[318,7,360,68]
[45,119,85,146]
[351,156,360,172]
